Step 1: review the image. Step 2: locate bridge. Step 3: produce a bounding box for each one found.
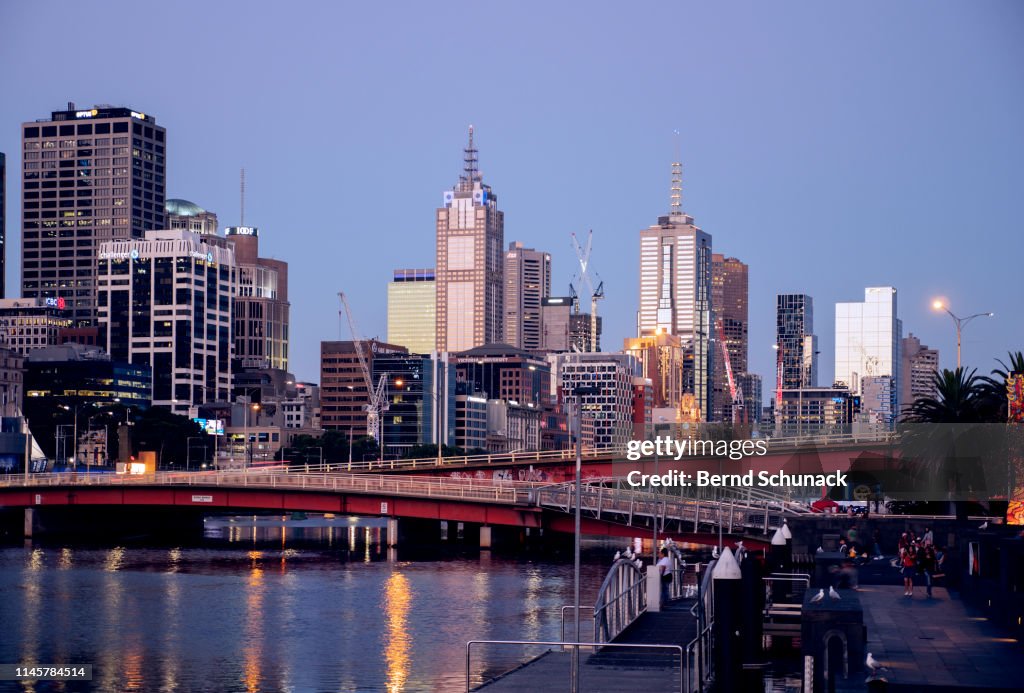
[0,470,805,546]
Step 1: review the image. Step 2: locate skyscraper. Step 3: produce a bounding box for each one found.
[227,225,290,371]
[901,333,939,412]
[637,161,713,419]
[711,254,748,421]
[835,286,901,424]
[166,198,219,235]
[776,294,817,391]
[0,151,6,298]
[503,242,550,350]
[387,268,436,354]
[435,127,504,352]
[22,104,166,327]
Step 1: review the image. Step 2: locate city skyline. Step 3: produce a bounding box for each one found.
[1,2,1020,390]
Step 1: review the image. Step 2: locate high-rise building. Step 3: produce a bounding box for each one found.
[0,151,6,298]
[637,162,713,420]
[373,354,456,458]
[776,294,817,391]
[166,198,219,235]
[504,242,551,350]
[387,268,436,354]
[540,296,601,353]
[835,287,901,423]
[559,352,642,449]
[623,332,686,410]
[0,298,73,355]
[711,254,748,421]
[22,104,166,326]
[435,127,504,352]
[775,386,859,438]
[319,340,407,436]
[452,344,549,405]
[736,372,763,424]
[227,226,289,371]
[96,229,235,414]
[901,333,939,412]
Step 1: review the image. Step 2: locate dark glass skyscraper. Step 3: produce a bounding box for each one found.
[21,104,166,326]
[775,294,817,391]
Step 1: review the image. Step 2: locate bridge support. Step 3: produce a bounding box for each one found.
[646,565,662,612]
[387,518,399,549]
[24,508,36,539]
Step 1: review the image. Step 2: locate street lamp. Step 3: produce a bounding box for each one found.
[931,300,994,369]
[571,382,599,679]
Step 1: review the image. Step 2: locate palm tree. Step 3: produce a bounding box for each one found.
[905,367,988,423]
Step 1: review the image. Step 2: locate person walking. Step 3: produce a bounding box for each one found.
[901,545,917,597]
[923,527,934,547]
[657,547,673,605]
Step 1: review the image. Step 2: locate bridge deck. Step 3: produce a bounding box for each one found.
[475,598,698,691]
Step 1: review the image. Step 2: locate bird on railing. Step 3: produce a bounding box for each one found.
[634,558,643,569]
[711,546,719,559]
[829,586,841,600]
[614,550,621,560]
[810,588,825,603]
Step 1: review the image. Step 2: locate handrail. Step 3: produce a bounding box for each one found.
[593,558,647,643]
[465,639,685,693]
[560,606,596,644]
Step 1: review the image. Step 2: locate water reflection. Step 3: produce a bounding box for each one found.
[243,551,264,693]
[383,571,411,693]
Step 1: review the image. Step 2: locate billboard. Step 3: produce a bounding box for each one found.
[193,418,225,436]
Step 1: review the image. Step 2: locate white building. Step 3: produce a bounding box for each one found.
[559,352,641,449]
[835,287,901,425]
[97,229,236,414]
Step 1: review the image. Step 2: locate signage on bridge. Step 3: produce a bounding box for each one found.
[192,495,214,503]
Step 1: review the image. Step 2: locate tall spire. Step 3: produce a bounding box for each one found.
[463,124,479,183]
[670,129,682,216]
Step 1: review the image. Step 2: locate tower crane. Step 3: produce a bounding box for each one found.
[338,291,388,447]
[571,230,603,352]
[716,319,746,424]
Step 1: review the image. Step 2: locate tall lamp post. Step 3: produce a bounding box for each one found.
[931,300,994,369]
[571,382,599,681]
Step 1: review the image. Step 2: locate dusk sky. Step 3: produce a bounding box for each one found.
[1,1,1021,391]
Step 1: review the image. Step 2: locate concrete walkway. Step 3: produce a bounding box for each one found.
[858,584,1023,691]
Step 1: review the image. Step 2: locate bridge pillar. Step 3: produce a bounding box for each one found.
[386,518,399,549]
[479,525,492,549]
[24,508,36,539]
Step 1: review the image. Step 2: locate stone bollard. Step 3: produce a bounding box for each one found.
[647,564,662,612]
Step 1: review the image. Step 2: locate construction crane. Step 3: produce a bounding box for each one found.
[716,319,745,424]
[571,230,603,352]
[338,292,388,448]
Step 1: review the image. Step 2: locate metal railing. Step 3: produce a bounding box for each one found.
[683,559,716,693]
[560,606,596,644]
[593,557,647,643]
[465,640,684,693]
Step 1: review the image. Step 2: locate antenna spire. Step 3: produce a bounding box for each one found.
[240,168,246,226]
[670,130,682,216]
[463,124,479,183]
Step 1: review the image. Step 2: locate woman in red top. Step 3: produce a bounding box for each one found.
[901,546,917,597]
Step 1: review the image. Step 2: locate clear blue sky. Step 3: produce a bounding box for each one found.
[1,2,1021,393]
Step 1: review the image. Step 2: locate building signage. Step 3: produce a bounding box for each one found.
[193,418,225,436]
[380,502,388,514]
[191,495,214,503]
[44,297,67,310]
[99,250,133,260]
[75,110,98,119]
[130,111,146,120]
[226,226,258,237]
[188,250,215,262]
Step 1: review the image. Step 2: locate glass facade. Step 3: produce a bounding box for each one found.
[835,287,901,421]
[776,294,817,390]
[387,269,436,355]
[372,355,456,458]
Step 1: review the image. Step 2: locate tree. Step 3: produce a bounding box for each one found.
[905,367,989,424]
[131,408,204,470]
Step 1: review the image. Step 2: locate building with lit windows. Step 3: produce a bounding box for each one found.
[637,162,713,421]
[775,387,859,438]
[559,352,641,449]
[711,254,748,421]
[96,229,235,414]
[228,226,289,371]
[372,354,456,458]
[21,104,166,326]
[166,198,219,235]
[319,340,407,435]
[901,333,939,414]
[25,343,151,410]
[835,287,901,425]
[452,344,549,405]
[454,393,488,452]
[504,242,550,350]
[435,127,504,352]
[0,298,73,355]
[387,268,436,354]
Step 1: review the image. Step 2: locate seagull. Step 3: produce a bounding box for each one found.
[816,546,824,553]
[979,521,989,530]
[614,551,621,560]
[829,586,841,600]
[712,547,719,559]
[810,588,825,603]
[635,558,643,569]
[865,653,881,672]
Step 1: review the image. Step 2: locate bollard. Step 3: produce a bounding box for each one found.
[647,565,661,612]
[768,526,792,575]
[739,543,764,665]
[713,547,743,693]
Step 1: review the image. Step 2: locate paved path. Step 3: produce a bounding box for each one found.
[858,584,1023,691]
[474,598,697,691]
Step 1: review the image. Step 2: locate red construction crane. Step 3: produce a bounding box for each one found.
[716,319,746,424]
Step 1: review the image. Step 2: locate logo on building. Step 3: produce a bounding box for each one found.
[44,297,66,310]
[130,248,140,260]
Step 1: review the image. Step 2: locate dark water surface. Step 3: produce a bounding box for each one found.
[0,526,616,692]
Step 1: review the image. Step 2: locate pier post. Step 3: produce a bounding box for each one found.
[479,525,492,549]
[768,526,792,574]
[387,517,399,548]
[647,565,661,612]
[713,547,743,693]
[24,508,36,539]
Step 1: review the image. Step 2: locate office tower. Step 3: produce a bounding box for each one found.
[452,344,549,404]
[637,161,713,419]
[503,242,551,350]
[776,294,817,390]
[0,298,73,355]
[435,127,504,352]
[835,287,901,423]
[319,340,407,436]
[227,225,289,371]
[373,354,456,457]
[901,333,939,410]
[0,152,5,298]
[711,254,748,421]
[22,104,166,326]
[623,332,686,410]
[166,198,219,235]
[96,229,235,414]
[540,296,601,353]
[775,386,859,438]
[387,268,436,354]
[560,352,642,448]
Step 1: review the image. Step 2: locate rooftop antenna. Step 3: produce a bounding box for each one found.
[670,129,682,216]
[240,168,246,226]
[463,125,478,183]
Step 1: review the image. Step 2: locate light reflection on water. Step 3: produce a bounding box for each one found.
[0,524,619,692]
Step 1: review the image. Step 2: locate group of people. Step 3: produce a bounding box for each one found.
[898,528,945,598]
